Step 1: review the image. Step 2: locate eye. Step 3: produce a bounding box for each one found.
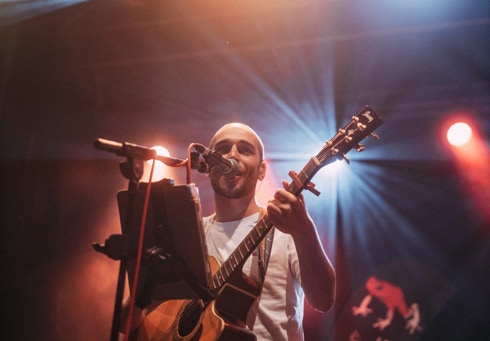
[215,144,231,155]
[238,146,253,155]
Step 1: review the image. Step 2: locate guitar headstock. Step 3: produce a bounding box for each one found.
[316,106,383,166]
[287,106,382,196]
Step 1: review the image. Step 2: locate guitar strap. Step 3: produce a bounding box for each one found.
[245,207,274,329]
[257,207,274,285]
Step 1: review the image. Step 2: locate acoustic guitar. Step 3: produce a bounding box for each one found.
[131,106,383,341]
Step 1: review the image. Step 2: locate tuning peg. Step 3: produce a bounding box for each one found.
[355,143,365,152]
[370,132,380,140]
[357,122,367,131]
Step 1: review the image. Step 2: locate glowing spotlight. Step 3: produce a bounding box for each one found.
[443,115,490,228]
[447,122,473,147]
[326,159,348,174]
[152,146,170,158]
[141,146,170,182]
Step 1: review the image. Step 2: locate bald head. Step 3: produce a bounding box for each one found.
[210,123,265,162]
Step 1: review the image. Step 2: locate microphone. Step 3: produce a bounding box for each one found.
[194,144,239,178]
[94,138,185,166]
[94,138,156,160]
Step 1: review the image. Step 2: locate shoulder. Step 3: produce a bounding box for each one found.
[202,214,215,234]
[272,228,295,245]
[202,214,214,225]
[270,229,297,261]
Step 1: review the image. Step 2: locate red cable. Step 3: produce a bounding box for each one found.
[186,143,195,184]
[123,159,156,340]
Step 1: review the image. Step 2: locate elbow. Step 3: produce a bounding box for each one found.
[305,286,336,313]
[313,294,335,313]
[309,272,336,313]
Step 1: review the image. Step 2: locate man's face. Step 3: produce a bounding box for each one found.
[208,124,265,200]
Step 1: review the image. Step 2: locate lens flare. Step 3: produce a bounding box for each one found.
[141,146,170,182]
[447,122,473,147]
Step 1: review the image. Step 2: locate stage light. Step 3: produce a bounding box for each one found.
[141,146,170,182]
[326,159,348,174]
[442,115,490,227]
[447,122,473,147]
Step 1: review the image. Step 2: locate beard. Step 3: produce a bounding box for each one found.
[209,167,257,199]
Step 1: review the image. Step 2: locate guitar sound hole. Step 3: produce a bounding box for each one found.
[177,302,202,337]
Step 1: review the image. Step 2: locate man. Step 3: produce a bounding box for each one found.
[202,123,335,340]
[122,122,335,340]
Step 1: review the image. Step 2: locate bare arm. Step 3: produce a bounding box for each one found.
[267,182,336,312]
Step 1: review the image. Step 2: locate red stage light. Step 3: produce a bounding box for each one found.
[446,122,473,147]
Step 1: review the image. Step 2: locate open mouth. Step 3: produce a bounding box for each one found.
[225,171,241,180]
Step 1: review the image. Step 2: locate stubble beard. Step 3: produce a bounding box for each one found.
[210,170,256,200]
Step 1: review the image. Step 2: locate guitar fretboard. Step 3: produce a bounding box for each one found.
[211,217,272,289]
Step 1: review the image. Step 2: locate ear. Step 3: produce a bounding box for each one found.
[258,161,266,181]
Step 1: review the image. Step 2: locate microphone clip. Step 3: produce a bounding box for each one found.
[190,151,210,174]
[192,144,239,178]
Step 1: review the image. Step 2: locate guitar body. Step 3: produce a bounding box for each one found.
[133,256,258,341]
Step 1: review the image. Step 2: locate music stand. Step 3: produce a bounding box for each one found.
[117,178,213,308]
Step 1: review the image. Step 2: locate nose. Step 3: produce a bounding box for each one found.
[226,144,240,160]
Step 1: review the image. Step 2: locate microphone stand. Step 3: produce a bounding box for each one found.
[94,155,144,341]
[114,156,144,341]
[92,139,210,341]
[92,139,183,341]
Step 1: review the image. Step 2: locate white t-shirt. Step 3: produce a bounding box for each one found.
[203,212,305,341]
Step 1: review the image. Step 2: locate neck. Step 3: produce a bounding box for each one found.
[214,194,260,222]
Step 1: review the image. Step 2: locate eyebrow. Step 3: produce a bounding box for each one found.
[214,139,257,149]
[214,139,257,152]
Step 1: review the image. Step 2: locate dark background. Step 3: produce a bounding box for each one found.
[1,1,489,340]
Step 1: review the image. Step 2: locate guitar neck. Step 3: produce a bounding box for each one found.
[211,216,272,290]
